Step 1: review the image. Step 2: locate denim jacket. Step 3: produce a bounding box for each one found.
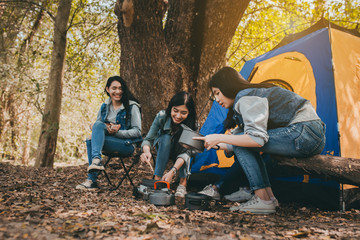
[141,110,191,166]
[232,87,315,146]
[96,98,142,143]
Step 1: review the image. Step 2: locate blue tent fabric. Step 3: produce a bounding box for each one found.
[240,28,339,156]
[190,101,229,174]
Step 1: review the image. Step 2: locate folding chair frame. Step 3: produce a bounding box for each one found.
[99,149,141,191]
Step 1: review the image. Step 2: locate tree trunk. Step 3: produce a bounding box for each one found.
[115,0,250,131]
[22,118,31,165]
[34,0,72,168]
[8,92,19,161]
[272,155,360,186]
[193,0,251,123]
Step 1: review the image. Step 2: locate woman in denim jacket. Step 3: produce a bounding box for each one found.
[140,91,197,197]
[195,67,326,214]
[76,76,142,190]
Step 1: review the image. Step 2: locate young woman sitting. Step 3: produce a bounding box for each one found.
[194,67,326,213]
[76,76,142,190]
[140,91,197,197]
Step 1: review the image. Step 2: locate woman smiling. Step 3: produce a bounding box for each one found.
[140,91,197,197]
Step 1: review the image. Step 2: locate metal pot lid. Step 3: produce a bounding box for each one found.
[185,192,211,200]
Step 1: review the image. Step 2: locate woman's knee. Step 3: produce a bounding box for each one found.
[92,121,106,130]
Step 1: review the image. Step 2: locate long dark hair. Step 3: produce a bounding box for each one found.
[209,67,275,129]
[165,91,197,131]
[105,76,140,125]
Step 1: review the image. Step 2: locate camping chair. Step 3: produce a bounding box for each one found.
[99,141,142,191]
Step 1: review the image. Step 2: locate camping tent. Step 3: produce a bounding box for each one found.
[189,19,360,209]
[240,18,360,159]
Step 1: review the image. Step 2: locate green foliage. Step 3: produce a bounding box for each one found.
[0,0,119,165]
[227,0,360,71]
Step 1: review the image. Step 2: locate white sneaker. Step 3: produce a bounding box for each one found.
[230,195,276,214]
[224,187,253,202]
[75,179,98,190]
[198,184,220,200]
[272,197,279,207]
[175,185,187,198]
[87,158,105,172]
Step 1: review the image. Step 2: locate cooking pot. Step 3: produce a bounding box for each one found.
[185,192,211,210]
[140,178,167,189]
[136,179,168,200]
[178,124,205,153]
[149,181,175,206]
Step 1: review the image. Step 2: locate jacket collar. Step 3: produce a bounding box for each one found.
[164,116,172,131]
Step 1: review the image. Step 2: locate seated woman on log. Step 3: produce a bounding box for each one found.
[76,76,142,190]
[140,91,197,198]
[194,67,326,214]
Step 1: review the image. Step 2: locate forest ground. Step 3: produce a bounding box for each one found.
[1,161,360,240]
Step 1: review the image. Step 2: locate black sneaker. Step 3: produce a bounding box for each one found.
[75,179,99,190]
[87,158,105,172]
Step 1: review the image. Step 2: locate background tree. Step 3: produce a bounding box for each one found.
[115,0,251,130]
[35,0,72,168]
[0,0,57,163]
[0,0,120,166]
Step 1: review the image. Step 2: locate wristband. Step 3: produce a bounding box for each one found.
[171,167,177,174]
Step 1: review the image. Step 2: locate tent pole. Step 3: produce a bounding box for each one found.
[340,183,345,212]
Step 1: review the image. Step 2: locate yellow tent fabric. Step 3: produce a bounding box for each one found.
[249,52,317,109]
[331,29,360,158]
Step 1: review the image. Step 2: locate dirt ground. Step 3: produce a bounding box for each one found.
[1,161,360,240]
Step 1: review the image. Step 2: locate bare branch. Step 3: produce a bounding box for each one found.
[0,0,55,21]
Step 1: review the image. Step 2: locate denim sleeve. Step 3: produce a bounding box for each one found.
[235,96,269,146]
[115,105,142,139]
[141,111,164,148]
[177,151,191,172]
[224,144,234,158]
[96,107,102,122]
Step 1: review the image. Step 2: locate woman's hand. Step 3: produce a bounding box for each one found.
[193,134,222,150]
[140,152,152,165]
[161,171,174,183]
[106,123,121,135]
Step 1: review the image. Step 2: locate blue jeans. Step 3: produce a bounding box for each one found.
[154,133,186,178]
[233,120,326,191]
[86,121,135,182]
[215,158,249,195]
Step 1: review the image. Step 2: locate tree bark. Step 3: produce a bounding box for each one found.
[115,0,250,131]
[35,0,72,168]
[272,155,360,186]
[8,92,18,161]
[22,120,31,165]
[194,0,251,123]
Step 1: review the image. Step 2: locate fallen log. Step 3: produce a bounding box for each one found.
[271,155,360,187]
